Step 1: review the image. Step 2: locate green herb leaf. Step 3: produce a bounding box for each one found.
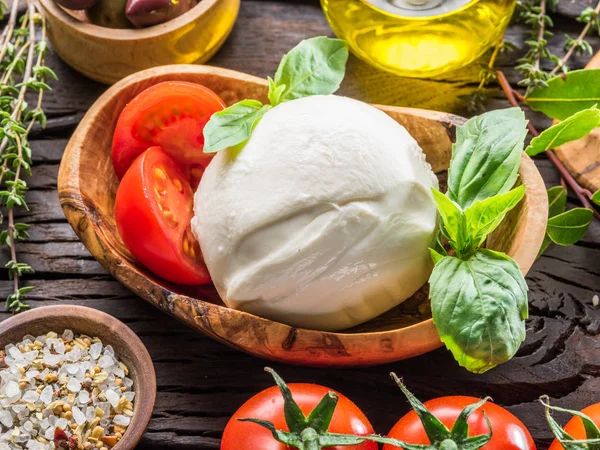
[272,37,348,104]
[525,69,600,120]
[546,208,593,246]
[538,186,569,257]
[429,248,445,265]
[464,185,526,251]
[429,249,528,374]
[267,77,286,106]
[526,107,600,156]
[592,189,600,206]
[430,188,467,252]
[203,100,271,154]
[547,186,568,218]
[447,108,528,209]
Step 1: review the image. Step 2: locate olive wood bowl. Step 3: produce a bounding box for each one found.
[58,65,549,367]
[0,305,156,449]
[38,0,239,84]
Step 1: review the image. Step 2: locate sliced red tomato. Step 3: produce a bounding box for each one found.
[114,146,210,285]
[221,383,377,450]
[549,403,600,450]
[383,396,535,450]
[111,81,226,182]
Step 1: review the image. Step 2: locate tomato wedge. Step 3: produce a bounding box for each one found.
[111,81,226,181]
[114,146,210,285]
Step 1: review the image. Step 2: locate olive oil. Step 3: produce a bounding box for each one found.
[321,0,516,78]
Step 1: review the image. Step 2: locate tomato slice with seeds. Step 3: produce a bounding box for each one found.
[111,81,226,183]
[114,146,210,285]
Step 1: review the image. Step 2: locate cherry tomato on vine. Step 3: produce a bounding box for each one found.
[383,395,535,450]
[112,81,226,184]
[221,382,377,450]
[114,146,210,285]
[549,403,600,450]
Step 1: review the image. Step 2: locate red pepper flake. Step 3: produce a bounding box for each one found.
[54,427,68,449]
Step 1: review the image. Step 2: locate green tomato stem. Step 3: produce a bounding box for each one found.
[440,439,459,450]
[301,428,321,450]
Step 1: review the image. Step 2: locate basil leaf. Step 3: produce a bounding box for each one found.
[526,107,600,156]
[447,108,528,209]
[203,100,271,154]
[592,189,600,206]
[429,249,528,374]
[525,69,600,120]
[464,185,526,250]
[430,188,467,250]
[429,248,445,265]
[272,37,348,104]
[546,208,593,246]
[547,186,567,218]
[267,77,286,106]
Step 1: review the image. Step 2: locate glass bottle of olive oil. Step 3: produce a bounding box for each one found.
[321,0,516,78]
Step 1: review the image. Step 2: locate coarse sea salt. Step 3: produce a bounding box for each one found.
[0,330,135,450]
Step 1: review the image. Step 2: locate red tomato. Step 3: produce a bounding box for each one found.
[383,396,535,450]
[221,384,377,450]
[112,81,226,181]
[549,403,600,450]
[114,146,210,285]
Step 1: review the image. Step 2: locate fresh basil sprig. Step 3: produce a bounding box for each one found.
[429,108,530,374]
[538,186,594,257]
[203,37,349,154]
[526,106,600,156]
[430,250,529,374]
[447,108,528,209]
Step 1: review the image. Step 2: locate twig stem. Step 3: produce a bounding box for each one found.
[550,0,600,75]
[496,70,600,221]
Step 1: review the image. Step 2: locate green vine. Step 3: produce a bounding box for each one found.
[0,0,56,313]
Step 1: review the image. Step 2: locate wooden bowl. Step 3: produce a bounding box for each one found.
[38,0,239,84]
[58,65,549,367]
[0,305,156,449]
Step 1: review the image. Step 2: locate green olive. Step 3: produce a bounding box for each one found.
[87,0,133,29]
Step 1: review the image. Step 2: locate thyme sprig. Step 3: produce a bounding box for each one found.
[551,3,600,75]
[0,0,56,313]
[515,0,600,90]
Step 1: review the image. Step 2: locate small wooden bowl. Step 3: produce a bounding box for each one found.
[58,65,549,367]
[0,305,156,449]
[38,0,239,84]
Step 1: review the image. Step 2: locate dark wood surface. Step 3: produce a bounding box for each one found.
[2,0,600,448]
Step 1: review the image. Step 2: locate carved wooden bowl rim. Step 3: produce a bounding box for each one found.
[38,0,225,39]
[0,305,156,449]
[57,65,549,367]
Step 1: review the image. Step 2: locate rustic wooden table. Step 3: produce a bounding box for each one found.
[1,0,600,448]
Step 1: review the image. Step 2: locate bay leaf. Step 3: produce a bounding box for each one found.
[525,69,600,120]
[526,107,600,156]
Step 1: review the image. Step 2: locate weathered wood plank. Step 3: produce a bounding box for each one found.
[1,0,600,448]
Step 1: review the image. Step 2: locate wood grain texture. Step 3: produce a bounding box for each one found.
[1,0,599,447]
[38,0,240,84]
[553,51,600,195]
[0,305,156,450]
[56,64,548,367]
